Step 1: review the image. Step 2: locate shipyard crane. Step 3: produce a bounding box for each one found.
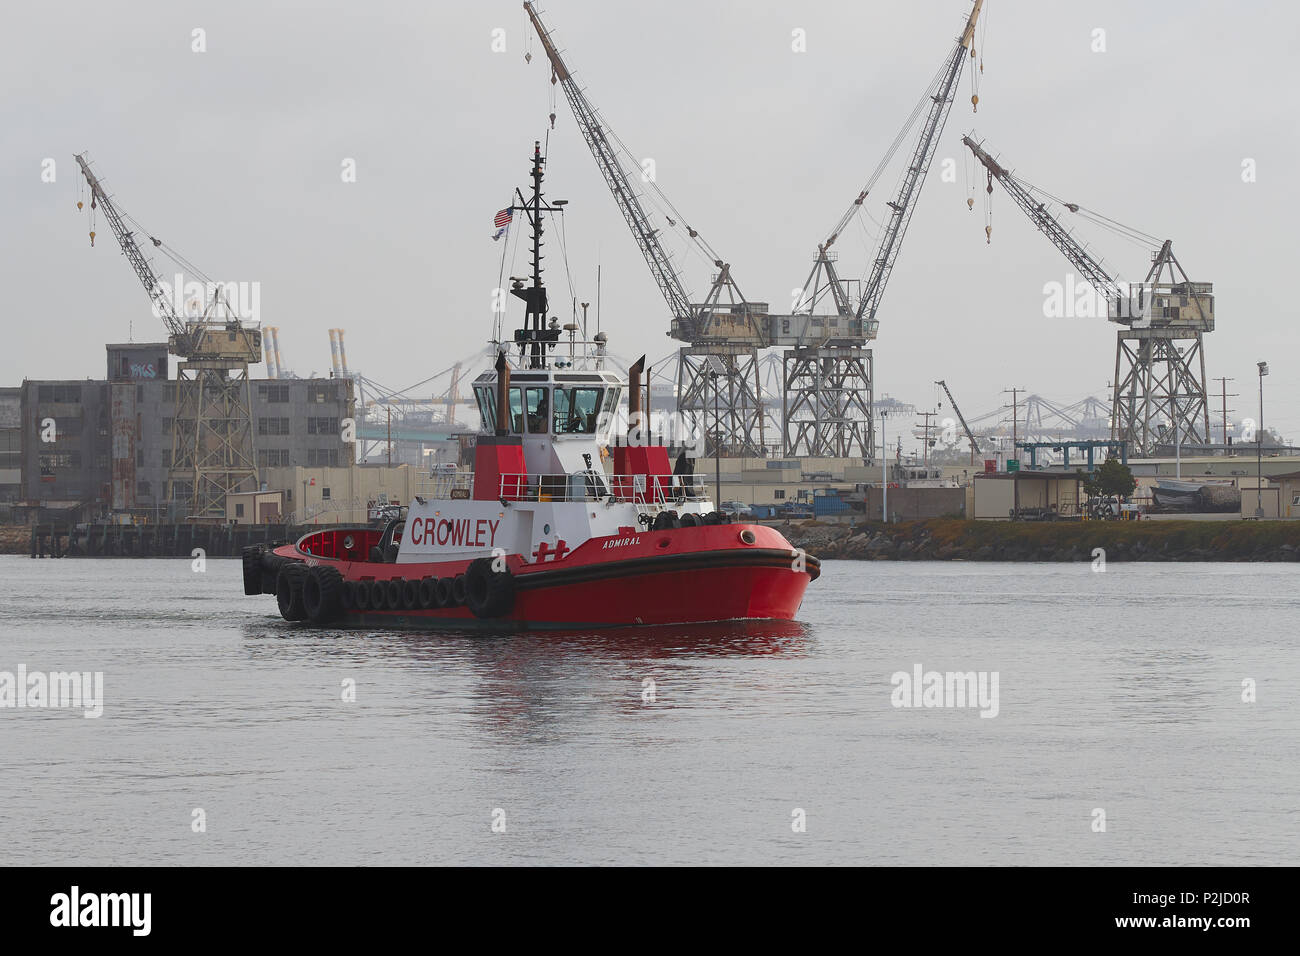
[783,0,985,460]
[524,1,768,455]
[74,153,262,520]
[935,380,981,464]
[962,135,1214,456]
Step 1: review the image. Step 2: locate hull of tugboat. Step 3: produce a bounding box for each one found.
[242,521,819,630]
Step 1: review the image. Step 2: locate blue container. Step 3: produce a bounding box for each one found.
[813,495,849,515]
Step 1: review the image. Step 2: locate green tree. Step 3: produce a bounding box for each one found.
[1090,457,1137,499]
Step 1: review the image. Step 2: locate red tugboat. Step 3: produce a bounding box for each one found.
[241,143,818,628]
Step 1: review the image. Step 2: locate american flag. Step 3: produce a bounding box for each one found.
[493,208,513,240]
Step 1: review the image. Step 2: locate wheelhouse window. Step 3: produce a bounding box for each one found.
[474,385,496,433]
[525,387,548,434]
[508,387,524,433]
[553,386,605,434]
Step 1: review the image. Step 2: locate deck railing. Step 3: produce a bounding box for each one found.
[416,469,475,499]
[498,473,708,506]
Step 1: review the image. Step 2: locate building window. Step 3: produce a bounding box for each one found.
[306,448,339,467]
[37,384,82,403]
[308,383,337,404]
[257,384,290,403]
[258,417,291,436]
[257,449,290,468]
[136,480,151,498]
[307,417,340,435]
[774,489,786,500]
[39,452,79,471]
[322,487,331,501]
[235,503,245,517]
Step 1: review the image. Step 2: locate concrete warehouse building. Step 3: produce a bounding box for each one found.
[13,344,355,522]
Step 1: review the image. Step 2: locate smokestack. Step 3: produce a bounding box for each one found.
[336,328,349,375]
[628,354,645,440]
[328,329,342,376]
[264,326,280,378]
[272,329,284,379]
[494,351,510,437]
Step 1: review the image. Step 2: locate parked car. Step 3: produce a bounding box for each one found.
[719,500,753,519]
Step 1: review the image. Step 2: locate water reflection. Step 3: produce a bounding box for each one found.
[241,617,811,664]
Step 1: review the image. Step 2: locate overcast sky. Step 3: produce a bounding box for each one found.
[3,0,1296,448]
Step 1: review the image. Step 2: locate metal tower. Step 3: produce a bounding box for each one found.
[963,136,1214,455]
[525,2,769,455]
[75,153,261,519]
[781,0,984,460]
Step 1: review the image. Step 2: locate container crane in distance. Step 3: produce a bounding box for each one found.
[962,135,1214,456]
[524,1,769,455]
[783,0,984,461]
[74,152,262,520]
[935,379,981,464]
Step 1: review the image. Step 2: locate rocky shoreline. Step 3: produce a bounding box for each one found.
[778,518,1300,562]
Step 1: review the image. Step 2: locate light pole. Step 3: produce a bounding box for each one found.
[880,410,889,523]
[1257,361,1269,518]
[712,368,721,508]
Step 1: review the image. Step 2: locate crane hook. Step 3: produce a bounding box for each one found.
[76,200,83,210]
[89,230,96,246]
[525,51,532,64]
[967,197,974,210]
[985,225,992,244]
[549,111,556,129]
[971,93,979,113]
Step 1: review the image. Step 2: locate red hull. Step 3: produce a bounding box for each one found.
[249,523,819,629]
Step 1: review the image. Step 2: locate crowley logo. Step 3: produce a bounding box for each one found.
[50,886,151,936]
[602,536,640,550]
[408,517,500,549]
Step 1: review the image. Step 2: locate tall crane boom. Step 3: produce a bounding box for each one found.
[960,134,1215,456]
[525,1,732,342]
[962,135,1122,304]
[936,379,980,464]
[853,0,983,329]
[74,153,196,353]
[73,151,262,521]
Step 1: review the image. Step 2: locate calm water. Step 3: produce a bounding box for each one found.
[0,555,1296,866]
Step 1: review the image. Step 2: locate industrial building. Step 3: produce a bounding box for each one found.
[11,344,354,523]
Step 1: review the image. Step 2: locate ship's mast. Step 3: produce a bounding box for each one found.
[510,140,565,369]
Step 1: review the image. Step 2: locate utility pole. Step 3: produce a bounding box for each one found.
[914,411,938,468]
[1257,362,1268,517]
[1003,386,1023,519]
[386,405,392,467]
[1213,376,1237,450]
[880,410,889,523]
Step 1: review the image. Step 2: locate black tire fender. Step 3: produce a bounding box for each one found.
[369,579,388,610]
[436,577,456,608]
[241,546,263,595]
[451,574,468,606]
[354,580,372,610]
[304,565,344,624]
[386,578,404,610]
[275,563,308,621]
[401,578,421,611]
[418,577,437,610]
[652,510,679,531]
[464,557,515,619]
